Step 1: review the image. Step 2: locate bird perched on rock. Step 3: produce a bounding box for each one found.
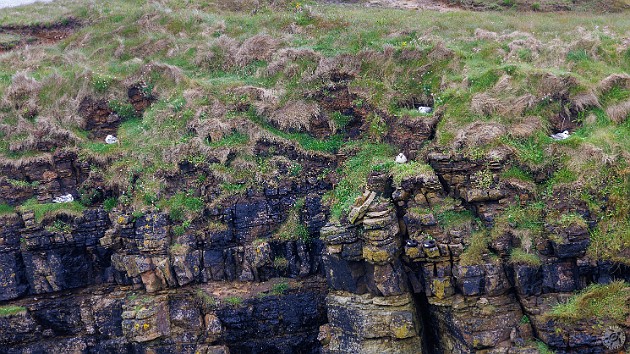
[417,106,433,114]
[551,130,570,140]
[105,135,118,144]
[53,194,74,203]
[395,153,408,164]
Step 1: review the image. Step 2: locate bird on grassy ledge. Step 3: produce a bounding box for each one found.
[417,106,433,114]
[53,194,74,203]
[105,135,118,144]
[551,130,570,140]
[395,153,408,164]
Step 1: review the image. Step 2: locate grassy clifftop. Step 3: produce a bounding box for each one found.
[0,0,628,259]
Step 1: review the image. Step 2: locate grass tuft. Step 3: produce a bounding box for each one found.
[19,198,85,223]
[548,281,630,324]
[0,305,26,317]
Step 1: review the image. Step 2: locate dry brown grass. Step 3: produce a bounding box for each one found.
[235,34,280,67]
[510,116,544,138]
[308,54,362,82]
[453,121,507,149]
[537,72,577,98]
[0,153,53,169]
[187,100,232,143]
[471,75,536,117]
[571,91,600,112]
[471,92,502,116]
[264,48,321,77]
[427,41,454,61]
[136,61,186,86]
[8,120,80,152]
[474,29,542,62]
[606,100,630,123]
[598,73,630,93]
[268,100,321,132]
[2,71,41,113]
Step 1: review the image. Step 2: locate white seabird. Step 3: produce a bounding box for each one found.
[395,153,408,164]
[53,194,74,203]
[105,135,118,144]
[551,130,570,141]
[417,106,433,114]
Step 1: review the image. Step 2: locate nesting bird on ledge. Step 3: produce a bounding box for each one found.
[53,194,74,203]
[105,135,119,144]
[395,153,408,164]
[551,130,570,140]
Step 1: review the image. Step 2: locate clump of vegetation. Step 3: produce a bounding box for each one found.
[588,220,630,264]
[273,257,289,270]
[548,212,588,229]
[0,203,16,215]
[271,282,289,295]
[6,179,38,188]
[19,198,85,223]
[274,198,310,242]
[325,143,395,221]
[471,169,495,189]
[0,305,26,317]
[535,340,555,354]
[459,230,491,266]
[206,131,249,148]
[437,209,476,228]
[45,220,72,234]
[103,197,118,212]
[510,248,542,266]
[391,161,434,186]
[196,289,217,310]
[500,166,533,182]
[225,296,243,306]
[548,281,630,324]
[158,192,204,222]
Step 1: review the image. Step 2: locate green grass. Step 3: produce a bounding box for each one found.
[103,197,118,211]
[588,221,630,264]
[567,49,590,63]
[220,182,247,194]
[510,248,542,266]
[502,203,545,232]
[437,209,476,228]
[325,142,395,221]
[501,133,550,167]
[274,198,311,242]
[535,340,555,354]
[391,161,434,186]
[158,192,204,222]
[548,281,630,324]
[0,305,26,317]
[246,109,344,153]
[19,198,85,223]
[225,296,243,306]
[500,166,534,182]
[0,203,16,215]
[459,230,490,266]
[271,282,289,295]
[45,220,72,234]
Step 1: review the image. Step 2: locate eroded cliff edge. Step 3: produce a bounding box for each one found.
[1,1,630,353]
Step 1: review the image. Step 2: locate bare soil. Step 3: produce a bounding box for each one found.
[0,18,79,52]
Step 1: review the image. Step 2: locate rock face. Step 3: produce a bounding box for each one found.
[318,149,630,354]
[0,156,332,353]
[0,282,327,353]
[1,144,630,353]
[0,149,89,206]
[320,173,424,353]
